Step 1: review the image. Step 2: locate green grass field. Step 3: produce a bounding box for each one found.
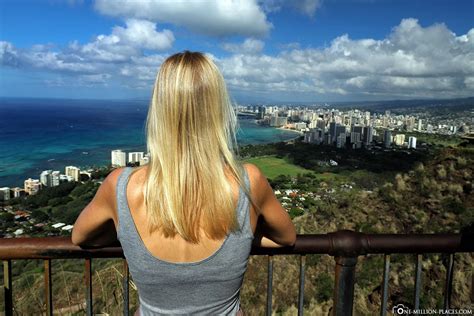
[244,156,312,179]
[244,155,390,189]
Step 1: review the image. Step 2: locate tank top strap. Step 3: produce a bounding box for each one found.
[236,167,253,239]
[115,167,135,240]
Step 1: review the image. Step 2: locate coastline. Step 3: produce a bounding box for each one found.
[276,126,304,143]
[1,122,301,188]
[276,126,304,135]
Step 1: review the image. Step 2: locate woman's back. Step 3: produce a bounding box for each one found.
[71,51,296,315]
[117,166,254,315]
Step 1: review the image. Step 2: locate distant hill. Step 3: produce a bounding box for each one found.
[331,96,474,112]
[238,96,474,112]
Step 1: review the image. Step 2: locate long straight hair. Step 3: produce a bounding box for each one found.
[143,51,245,243]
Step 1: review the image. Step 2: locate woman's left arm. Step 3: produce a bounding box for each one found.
[71,168,122,247]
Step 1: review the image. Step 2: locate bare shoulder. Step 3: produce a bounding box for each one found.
[104,166,146,186]
[242,163,269,210]
[242,162,266,185]
[101,167,126,191]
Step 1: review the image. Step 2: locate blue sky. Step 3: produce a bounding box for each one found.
[0,0,473,102]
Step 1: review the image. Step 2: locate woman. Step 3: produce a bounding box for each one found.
[72,51,296,315]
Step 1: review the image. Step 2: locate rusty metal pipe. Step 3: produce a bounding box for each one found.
[0,231,473,259]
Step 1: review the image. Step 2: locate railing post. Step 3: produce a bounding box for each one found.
[414,254,422,310]
[85,258,93,316]
[333,256,357,316]
[123,260,129,316]
[44,259,53,316]
[266,255,274,316]
[3,260,12,316]
[297,255,306,316]
[443,253,454,309]
[380,254,390,316]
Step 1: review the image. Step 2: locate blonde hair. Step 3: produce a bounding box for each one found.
[143,51,245,243]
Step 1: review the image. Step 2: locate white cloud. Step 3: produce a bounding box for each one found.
[293,0,321,17]
[0,41,20,67]
[222,38,265,54]
[68,19,173,62]
[94,0,272,37]
[112,19,174,51]
[2,19,473,99]
[217,19,474,99]
[0,18,174,91]
[259,0,321,17]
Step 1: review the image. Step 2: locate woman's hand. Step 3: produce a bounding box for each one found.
[252,215,296,248]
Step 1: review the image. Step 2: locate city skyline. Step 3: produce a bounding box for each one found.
[3,101,463,191]
[0,0,473,102]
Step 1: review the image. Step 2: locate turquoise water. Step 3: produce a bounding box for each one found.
[0,98,300,187]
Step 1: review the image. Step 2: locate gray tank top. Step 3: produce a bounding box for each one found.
[116,167,253,315]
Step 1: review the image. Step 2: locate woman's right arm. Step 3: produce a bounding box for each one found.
[245,164,297,247]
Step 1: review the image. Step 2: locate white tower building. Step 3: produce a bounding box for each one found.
[40,170,53,187]
[408,136,417,149]
[65,166,81,181]
[0,187,10,201]
[128,152,144,164]
[24,178,41,195]
[111,150,127,167]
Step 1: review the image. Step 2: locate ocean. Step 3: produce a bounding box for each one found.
[0,98,300,187]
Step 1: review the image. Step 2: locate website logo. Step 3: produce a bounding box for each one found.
[393,304,409,315]
[391,304,473,315]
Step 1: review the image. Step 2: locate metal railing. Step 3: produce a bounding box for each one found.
[1,230,473,316]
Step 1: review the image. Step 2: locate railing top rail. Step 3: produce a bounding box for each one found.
[1,230,473,260]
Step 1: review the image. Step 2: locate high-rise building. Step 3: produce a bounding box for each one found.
[408,136,417,149]
[128,152,144,164]
[417,119,422,131]
[257,106,266,119]
[65,166,81,181]
[364,111,371,121]
[294,122,307,130]
[316,119,326,131]
[406,116,415,132]
[51,171,60,186]
[335,125,346,142]
[329,122,337,142]
[40,170,60,187]
[40,170,53,187]
[350,132,361,144]
[384,130,392,148]
[304,128,324,144]
[351,125,363,135]
[271,116,288,127]
[0,187,10,201]
[394,134,405,146]
[111,149,127,167]
[270,114,279,127]
[324,134,332,145]
[362,126,374,145]
[24,178,41,195]
[139,154,150,166]
[12,187,25,198]
[336,133,346,148]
